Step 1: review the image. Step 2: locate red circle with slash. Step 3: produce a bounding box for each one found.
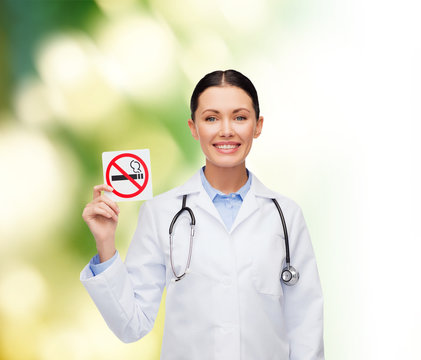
[105,153,149,198]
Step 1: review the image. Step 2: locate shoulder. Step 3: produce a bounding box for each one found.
[250,173,309,233]
[140,185,181,215]
[141,170,201,211]
[250,171,302,214]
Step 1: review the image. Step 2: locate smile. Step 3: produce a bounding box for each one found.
[214,144,240,149]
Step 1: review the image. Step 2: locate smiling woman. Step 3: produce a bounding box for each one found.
[187,70,263,193]
[188,85,263,191]
[80,69,324,360]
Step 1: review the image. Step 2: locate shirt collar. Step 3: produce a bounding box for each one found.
[200,166,251,201]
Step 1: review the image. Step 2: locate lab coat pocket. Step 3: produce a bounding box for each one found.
[164,270,216,360]
[166,269,216,318]
[250,235,284,297]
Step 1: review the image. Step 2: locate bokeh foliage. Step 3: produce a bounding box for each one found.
[0,0,306,359]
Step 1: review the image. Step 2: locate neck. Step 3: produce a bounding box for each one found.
[203,161,248,194]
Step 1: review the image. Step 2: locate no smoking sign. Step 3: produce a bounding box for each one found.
[102,149,153,202]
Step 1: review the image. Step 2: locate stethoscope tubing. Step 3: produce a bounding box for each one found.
[169,195,195,281]
[271,198,290,266]
[169,194,298,285]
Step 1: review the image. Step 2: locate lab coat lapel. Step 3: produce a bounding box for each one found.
[195,189,224,225]
[230,188,259,233]
[230,172,276,233]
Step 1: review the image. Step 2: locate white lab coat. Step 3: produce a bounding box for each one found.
[80,170,324,360]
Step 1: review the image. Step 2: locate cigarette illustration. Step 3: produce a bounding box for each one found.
[111,160,144,181]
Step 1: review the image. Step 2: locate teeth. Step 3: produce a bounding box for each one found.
[216,144,238,149]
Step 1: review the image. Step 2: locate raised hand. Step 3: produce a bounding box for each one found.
[82,184,120,262]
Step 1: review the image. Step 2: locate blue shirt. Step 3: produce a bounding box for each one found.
[90,168,251,276]
[199,167,251,230]
[90,252,119,276]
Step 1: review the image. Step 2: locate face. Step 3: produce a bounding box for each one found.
[188,86,263,170]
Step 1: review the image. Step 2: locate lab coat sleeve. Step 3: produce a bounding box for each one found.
[80,201,166,343]
[283,206,324,360]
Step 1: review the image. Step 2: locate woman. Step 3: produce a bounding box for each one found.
[81,70,324,360]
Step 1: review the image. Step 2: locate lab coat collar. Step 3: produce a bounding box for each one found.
[175,170,203,197]
[175,169,276,199]
[175,169,278,233]
[175,170,222,224]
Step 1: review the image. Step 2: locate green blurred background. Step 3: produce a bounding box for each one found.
[0,0,419,359]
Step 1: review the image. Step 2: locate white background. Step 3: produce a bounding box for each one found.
[248,0,420,358]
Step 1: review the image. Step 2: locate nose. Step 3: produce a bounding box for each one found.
[219,118,234,137]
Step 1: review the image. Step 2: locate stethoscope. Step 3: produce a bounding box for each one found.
[169,194,300,286]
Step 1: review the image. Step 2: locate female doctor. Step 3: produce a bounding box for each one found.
[81,70,324,360]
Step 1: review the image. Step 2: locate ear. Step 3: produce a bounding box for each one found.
[254,116,264,138]
[188,119,199,140]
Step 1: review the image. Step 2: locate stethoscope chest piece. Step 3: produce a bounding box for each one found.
[281,265,299,286]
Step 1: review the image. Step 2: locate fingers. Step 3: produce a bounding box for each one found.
[97,202,119,222]
[94,192,120,215]
[84,184,120,222]
[83,200,119,222]
[93,184,114,199]
[92,206,115,220]
[92,184,120,213]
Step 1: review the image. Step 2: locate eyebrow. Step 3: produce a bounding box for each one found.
[201,108,251,115]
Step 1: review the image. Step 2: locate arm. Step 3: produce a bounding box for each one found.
[283,206,324,360]
[80,199,166,343]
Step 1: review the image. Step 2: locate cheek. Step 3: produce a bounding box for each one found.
[238,125,256,142]
[196,126,214,141]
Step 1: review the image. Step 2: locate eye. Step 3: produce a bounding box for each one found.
[205,116,217,122]
[235,115,246,121]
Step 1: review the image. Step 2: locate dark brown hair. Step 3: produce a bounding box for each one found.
[190,69,260,121]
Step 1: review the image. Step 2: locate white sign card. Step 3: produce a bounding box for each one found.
[102,149,153,202]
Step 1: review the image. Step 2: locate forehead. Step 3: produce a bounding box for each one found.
[197,86,253,110]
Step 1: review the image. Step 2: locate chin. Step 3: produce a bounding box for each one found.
[207,157,246,169]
